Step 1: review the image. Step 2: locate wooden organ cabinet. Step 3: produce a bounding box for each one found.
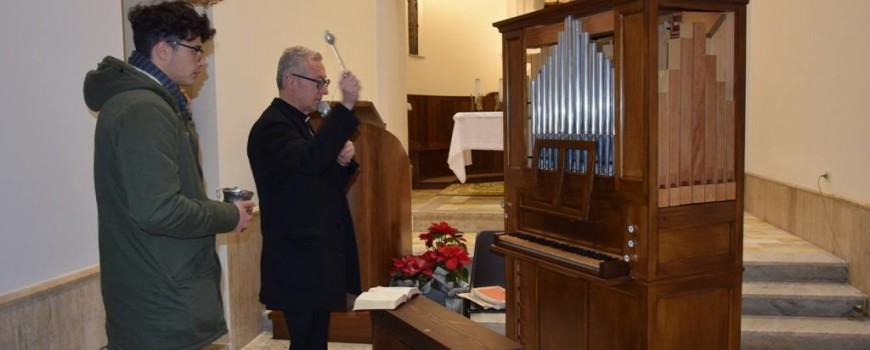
[492,0,747,349]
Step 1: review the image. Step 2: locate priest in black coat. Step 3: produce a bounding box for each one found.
[247,46,362,350]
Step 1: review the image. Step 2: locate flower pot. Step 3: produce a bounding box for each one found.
[422,288,464,314]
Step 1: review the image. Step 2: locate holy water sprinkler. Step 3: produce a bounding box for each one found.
[317,101,331,117]
[324,30,347,71]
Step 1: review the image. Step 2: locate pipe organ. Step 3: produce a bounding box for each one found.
[530,16,615,177]
[493,0,747,349]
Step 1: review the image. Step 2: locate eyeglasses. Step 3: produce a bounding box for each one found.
[291,73,330,90]
[169,41,203,58]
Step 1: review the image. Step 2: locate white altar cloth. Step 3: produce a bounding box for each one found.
[447,112,504,183]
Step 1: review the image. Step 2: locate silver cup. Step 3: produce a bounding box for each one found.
[217,187,254,203]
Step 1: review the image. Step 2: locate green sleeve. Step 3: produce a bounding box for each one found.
[114,101,238,237]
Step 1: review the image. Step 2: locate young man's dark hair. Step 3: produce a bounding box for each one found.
[128,1,216,56]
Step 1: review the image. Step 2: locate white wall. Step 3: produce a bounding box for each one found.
[376,0,410,149]
[746,0,870,205]
[208,0,408,195]
[407,0,508,96]
[0,1,121,295]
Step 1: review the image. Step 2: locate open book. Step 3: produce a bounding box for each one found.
[352,286,420,311]
[458,286,506,310]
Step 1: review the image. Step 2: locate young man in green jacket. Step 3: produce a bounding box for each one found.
[82,2,254,348]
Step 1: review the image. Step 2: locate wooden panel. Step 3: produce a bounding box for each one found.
[407,94,464,152]
[407,94,504,188]
[618,11,645,181]
[691,22,707,203]
[346,103,412,289]
[539,268,586,349]
[654,285,734,350]
[716,82,727,200]
[658,201,736,231]
[656,202,738,276]
[524,10,615,48]
[658,222,732,264]
[503,29,525,234]
[725,100,736,199]
[704,54,718,202]
[668,68,682,206]
[657,75,669,207]
[512,259,539,349]
[588,285,638,350]
[678,36,693,204]
[504,31,526,172]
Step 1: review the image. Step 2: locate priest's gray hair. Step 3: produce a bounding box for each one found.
[276,46,323,89]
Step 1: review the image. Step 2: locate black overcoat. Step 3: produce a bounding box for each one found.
[247,98,362,311]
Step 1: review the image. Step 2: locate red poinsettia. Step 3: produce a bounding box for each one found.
[390,221,471,287]
[435,245,472,271]
[419,221,466,249]
[389,255,433,285]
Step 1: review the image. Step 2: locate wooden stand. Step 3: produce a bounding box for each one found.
[371,296,522,350]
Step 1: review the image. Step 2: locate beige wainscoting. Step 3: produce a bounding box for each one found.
[0,266,106,349]
[745,173,870,295]
[0,214,265,350]
[226,214,265,349]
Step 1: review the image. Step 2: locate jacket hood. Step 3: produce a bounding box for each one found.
[83,56,176,113]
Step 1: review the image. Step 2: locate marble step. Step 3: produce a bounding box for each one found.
[470,312,507,336]
[411,195,504,234]
[743,282,867,317]
[742,315,870,350]
[742,214,848,283]
[743,258,848,283]
[413,211,504,233]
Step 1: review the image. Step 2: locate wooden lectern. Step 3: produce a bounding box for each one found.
[269,101,412,343]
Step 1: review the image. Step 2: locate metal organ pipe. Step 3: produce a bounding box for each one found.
[529,16,615,176]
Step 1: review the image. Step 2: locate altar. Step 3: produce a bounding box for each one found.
[447,111,504,183]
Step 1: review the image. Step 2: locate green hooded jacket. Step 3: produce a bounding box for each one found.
[83,56,239,350]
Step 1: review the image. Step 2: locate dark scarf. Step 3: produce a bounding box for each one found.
[128,50,191,119]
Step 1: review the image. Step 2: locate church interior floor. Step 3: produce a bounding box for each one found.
[242,189,870,349]
[410,189,505,255]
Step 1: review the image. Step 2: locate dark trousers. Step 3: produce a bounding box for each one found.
[282,310,331,350]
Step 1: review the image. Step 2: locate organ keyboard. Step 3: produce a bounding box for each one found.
[497,233,628,279]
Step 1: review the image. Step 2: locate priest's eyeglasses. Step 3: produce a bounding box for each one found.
[291,73,331,90]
